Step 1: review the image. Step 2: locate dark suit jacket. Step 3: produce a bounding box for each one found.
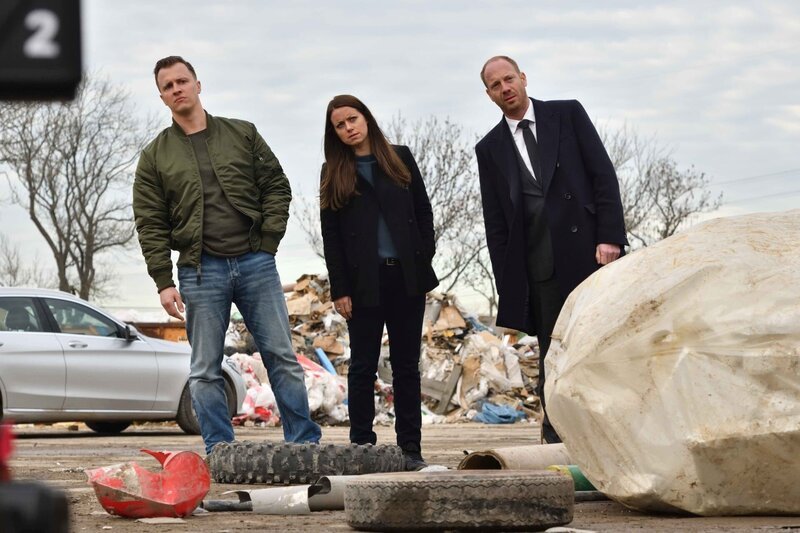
[320,145,438,308]
[476,98,627,332]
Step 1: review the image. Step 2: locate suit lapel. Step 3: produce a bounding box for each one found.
[488,120,521,210]
[532,99,559,196]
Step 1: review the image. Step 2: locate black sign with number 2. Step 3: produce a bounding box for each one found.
[0,0,82,100]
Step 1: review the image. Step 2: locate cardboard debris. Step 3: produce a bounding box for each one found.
[286,293,315,317]
[432,305,467,331]
[312,335,345,356]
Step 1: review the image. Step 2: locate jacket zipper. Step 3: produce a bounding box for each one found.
[190,135,204,285]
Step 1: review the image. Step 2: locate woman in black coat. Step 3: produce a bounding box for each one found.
[320,94,438,471]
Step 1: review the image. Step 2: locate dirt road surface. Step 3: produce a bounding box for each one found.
[7,422,800,532]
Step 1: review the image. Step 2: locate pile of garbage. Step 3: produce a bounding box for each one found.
[224,273,541,427]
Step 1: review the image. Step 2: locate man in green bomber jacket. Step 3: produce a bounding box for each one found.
[133,56,320,454]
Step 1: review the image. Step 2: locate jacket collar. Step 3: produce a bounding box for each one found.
[170,110,215,137]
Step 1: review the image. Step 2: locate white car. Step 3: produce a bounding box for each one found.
[0,288,245,434]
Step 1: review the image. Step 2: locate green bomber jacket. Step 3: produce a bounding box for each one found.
[133,112,291,292]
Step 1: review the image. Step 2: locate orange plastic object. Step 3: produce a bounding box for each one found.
[85,449,210,518]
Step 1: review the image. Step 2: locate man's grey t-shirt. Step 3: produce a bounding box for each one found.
[188,130,252,257]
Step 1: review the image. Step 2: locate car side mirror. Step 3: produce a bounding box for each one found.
[123,324,140,341]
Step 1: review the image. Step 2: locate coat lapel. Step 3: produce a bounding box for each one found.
[370,164,405,222]
[532,99,559,196]
[488,120,521,210]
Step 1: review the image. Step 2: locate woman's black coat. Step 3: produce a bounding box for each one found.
[320,145,438,308]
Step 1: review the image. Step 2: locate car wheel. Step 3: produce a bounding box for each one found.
[208,442,405,484]
[85,421,131,434]
[345,470,574,531]
[175,379,236,436]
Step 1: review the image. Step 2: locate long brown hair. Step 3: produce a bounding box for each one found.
[321,95,411,211]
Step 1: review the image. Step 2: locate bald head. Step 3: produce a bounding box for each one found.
[482,55,529,119]
[480,55,521,87]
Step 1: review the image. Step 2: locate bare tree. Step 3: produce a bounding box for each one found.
[0,75,156,299]
[600,124,721,248]
[646,159,722,241]
[461,246,498,316]
[386,115,486,292]
[292,194,324,260]
[0,234,55,288]
[600,124,659,248]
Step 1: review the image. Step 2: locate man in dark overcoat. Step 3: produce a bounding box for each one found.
[475,55,627,443]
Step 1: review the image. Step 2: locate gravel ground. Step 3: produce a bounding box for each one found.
[7,422,800,532]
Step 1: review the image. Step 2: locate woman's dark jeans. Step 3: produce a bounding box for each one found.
[346,264,425,453]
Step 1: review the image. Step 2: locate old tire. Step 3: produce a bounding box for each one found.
[345,470,574,531]
[208,441,405,484]
[175,380,236,435]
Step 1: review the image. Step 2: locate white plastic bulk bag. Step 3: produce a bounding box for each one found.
[546,210,800,515]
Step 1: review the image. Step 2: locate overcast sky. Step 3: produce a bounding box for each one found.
[2,1,798,313]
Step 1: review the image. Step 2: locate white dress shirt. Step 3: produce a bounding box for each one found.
[504,100,537,179]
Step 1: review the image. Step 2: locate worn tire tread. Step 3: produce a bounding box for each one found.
[345,470,574,531]
[208,441,405,484]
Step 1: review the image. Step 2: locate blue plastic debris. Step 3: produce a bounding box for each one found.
[314,347,337,375]
[473,401,526,424]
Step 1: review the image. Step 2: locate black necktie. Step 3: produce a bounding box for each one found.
[518,119,541,182]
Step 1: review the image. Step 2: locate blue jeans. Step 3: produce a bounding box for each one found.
[179,251,321,453]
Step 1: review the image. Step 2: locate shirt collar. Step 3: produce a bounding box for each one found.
[504,99,535,133]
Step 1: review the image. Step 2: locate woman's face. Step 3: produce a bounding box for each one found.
[330,106,370,153]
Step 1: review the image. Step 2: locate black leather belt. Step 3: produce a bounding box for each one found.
[381,257,400,266]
